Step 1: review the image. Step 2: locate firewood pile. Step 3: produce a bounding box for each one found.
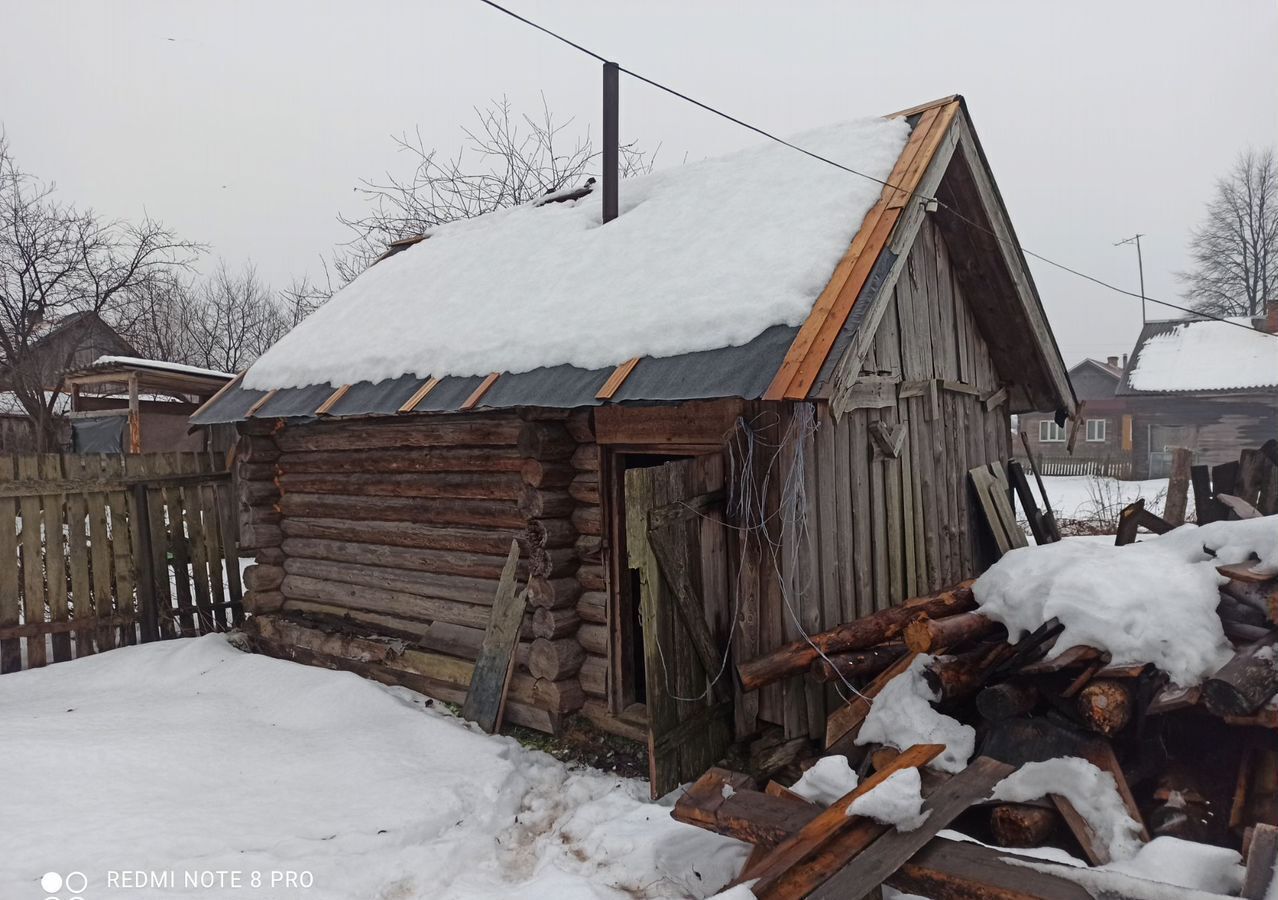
[674,558,1278,899]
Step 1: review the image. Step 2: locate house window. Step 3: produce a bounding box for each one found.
[1086,419,1107,442]
[1039,420,1066,443]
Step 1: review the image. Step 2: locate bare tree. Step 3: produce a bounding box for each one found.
[336,96,656,283]
[183,261,291,373]
[0,133,200,448]
[1180,148,1278,318]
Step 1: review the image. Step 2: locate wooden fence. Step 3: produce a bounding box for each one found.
[1014,456,1134,480]
[0,452,242,674]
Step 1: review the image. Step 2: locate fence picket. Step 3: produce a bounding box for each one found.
[0,457,21,673]
[180,455,214,634]
[17,456,47,668]
[64,456,94,658]
[85,457,116,652]
[40,454,71,662]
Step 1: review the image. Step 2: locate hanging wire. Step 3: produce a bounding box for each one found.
[475,0,1278,339]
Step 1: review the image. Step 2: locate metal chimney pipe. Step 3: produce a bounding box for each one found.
[602,61,619,224]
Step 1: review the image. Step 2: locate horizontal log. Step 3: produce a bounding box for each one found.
[274,602,532,663]
[279,492,527,529]
[278,471,524,501]
[738,581,976,692]
[239,437,280,462]
[274,415,526,452]
[520,459,576,489]
[281,536,558,581]
[576,591,607,625]
[254,546,285,566]
[516,423,575,461]
[572,505,602,535]
[575,534,602,560]
[532,607,580,640]
[237,418,277,437]
[281,574,493,630]
[580,697,647,743]
[241,506,281,526]
[527,576,582,610]
[280,446,525,475]
[237,462,278,481]
[239,523,282,550]
[571,444,599,472]
[904,612,1000,654]
[518,487,575,519]
[1203,632,1278,716]
[529,637,586,680]
[569,473,600,506]
[282,516,527,556]
[1075,679,1133,736]
[989,803,1058,848]
[811,643,905,682]
[577,564,607,592]
[243,480,281,505]
[243,564,284,592]
[247,613,403,664]
[580,654,607,697]
[577,622,608,657]
[976,681,1039,721]
[283,556,500,606]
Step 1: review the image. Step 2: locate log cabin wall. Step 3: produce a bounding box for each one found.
[1128,395,1278,479]
[236,409,595,735]
[764,216,1011,740]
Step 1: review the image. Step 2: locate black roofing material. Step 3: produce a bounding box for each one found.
[477,364,612,410]
[190,385,269,426]
[811,249,898,396]
[327,375,424,417]
[612,324,798,403]
[413,375,486,413]
[253,383,338,419]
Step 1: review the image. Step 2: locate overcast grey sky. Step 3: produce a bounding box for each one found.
[3,1,1275,365]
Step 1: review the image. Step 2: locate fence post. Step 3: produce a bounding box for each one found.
[130,483,159,643]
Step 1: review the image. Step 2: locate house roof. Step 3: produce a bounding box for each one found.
[64,355,235,400]
[192,95,1074,427]
[1074,358,1124,381]
[1117,318,1278,395]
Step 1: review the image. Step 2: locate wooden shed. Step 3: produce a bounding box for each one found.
[192,96,1074,793]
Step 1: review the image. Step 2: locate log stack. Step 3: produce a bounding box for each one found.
[695,561,1278,896]
[238,408,609,734]
[564,411,611,720]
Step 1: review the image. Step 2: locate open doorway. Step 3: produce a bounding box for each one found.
[604,451,694,718]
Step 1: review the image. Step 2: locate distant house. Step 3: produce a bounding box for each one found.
[1117,309,1278,478]
[1019,356,1133,476]
[193,96,1075,792]
[0,312,137,452]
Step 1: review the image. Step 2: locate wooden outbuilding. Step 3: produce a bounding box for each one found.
[192,96,1074,794]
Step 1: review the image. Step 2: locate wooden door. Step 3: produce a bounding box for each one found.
[625,455,734,798]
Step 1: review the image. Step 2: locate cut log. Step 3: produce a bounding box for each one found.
[564,410,594,443]
[520,459,576,489]
[976,681,1040,721]
[576,622,608,657]
[242,589,284,614]
[810,644,905,683]
[526,576,582,610]
[517,487,575,519]
[990,802,1058,848]
[1075,679,1134,736]
[1203,632,1278,717]
[577,564,607,592]
[572,505,602,536]
[243,564,284,592]
[531,607,580,640]
[528,637,585,680]
[569,472,600,506]
[570,444,599,472]
[739,582,975,692]
[904,612,999,654]
[530,676,585,714]
[579,654,607,697]
[516,422,576,460]
[924,647,1003,702]
[576,591,607,624]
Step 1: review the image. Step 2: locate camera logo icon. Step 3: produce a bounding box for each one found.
[40,871,87,899]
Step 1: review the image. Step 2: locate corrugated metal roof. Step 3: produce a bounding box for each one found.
[1117,318,1278,396]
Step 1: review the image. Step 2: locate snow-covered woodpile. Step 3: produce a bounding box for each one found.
[674,515,1278,898]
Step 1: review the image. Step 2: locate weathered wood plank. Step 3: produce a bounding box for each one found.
[462,541,528,733]
[40,455,71,662]
[0,457,22,671]
[17,456,48,667]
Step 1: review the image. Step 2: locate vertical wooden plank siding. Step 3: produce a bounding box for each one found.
[40,454,71,662]
[182,455,214,633]
[161,453,196,636]
[85,457,116,651]
[17,456,48,668]
[201,481,227,629]
[0,457,22,672]
[103,456,137,646]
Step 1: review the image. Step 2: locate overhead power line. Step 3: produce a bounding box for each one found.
[476,0,1276,339]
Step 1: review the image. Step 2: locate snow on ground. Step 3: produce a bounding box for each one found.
[975,516,1278,686]
[244,117,910,389]
[1032,475,1168,526]
[0,636,747,900]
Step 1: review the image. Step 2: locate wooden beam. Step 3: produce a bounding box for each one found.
[397,377,440,414]
[314,384,351,416]
[596,357,641,400]
[189,371,245,422]
[245,388,279,418]
[460,373,500,410]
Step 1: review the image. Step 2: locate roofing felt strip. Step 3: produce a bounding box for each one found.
[461,373,502,410]
[398,377,441,413]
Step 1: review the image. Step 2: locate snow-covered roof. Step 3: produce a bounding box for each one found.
[0,391,71,416]
[1119,318,1278,395]
[244,116,911,391]
[88,356,234,380]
